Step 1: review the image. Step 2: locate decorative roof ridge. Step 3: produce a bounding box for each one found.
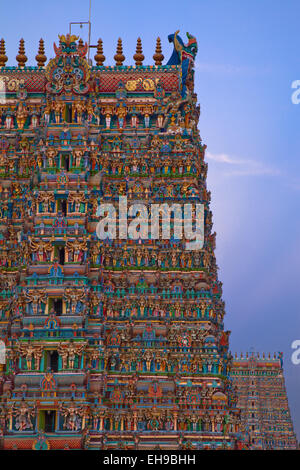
[0,64,181,72]
[233,351,283,360]
[91,64,180,71]
[0,66,43,71]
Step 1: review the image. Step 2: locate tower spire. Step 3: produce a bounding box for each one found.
[94,38,105,66]
[16,38,27,68]
[0,39,8,67]
[153,37,164,65]
[114,38,125,66]
[133,37,144,66]
[35,38,47,67]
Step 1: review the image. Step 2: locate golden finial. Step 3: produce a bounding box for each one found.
[133,37,144,66]
[114,38,125,66]
[0,39,8,67]
[16,38,27,68]
[153,37,164,66]
[78,38,84,49]
[35,38,47,67]
[94,38,105,66]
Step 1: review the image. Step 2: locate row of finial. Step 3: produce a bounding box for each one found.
[0,37,164,68]
[234,352,279,359]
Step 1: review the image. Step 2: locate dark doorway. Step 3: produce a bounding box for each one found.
[49,350,59,372]
[58,246,65,265]
[53,298,63,316]
[64,155,70,171]
[61,199,67,216]
[65,103,72,123]
[44,410,56,432]
[57,199,67,216]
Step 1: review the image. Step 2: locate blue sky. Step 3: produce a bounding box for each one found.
[1,0,300,439]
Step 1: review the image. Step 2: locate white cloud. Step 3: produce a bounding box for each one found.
[206,151,281,177]
[206,152,246,164]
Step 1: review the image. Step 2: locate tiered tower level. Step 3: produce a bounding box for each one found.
[0,33,244,450]
[231,352,297,450]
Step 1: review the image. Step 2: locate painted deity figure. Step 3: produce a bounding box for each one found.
[46,148,57,168]
[73,149,83,168]
[59,401,83,431]
[143,106,152,128]
[131,114,138,128]
[5,114,14,129]
[16,102,28,129]
[116,103,126,128]
[53,101,63,124]
[74,101,85,123]
[31,114,39,128]
[157,114,164,128]
[13,400,36,431]
[43,101,51,124]
[86,101,95,123]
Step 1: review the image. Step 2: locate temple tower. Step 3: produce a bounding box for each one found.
[0,33,243,450]
[231,352,297,449]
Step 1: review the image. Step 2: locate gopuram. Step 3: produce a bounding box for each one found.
[0,31,255,450]
[231,352,297,449]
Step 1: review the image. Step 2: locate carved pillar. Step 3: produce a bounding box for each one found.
[133,411,137,431]
[174,411,177,431]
